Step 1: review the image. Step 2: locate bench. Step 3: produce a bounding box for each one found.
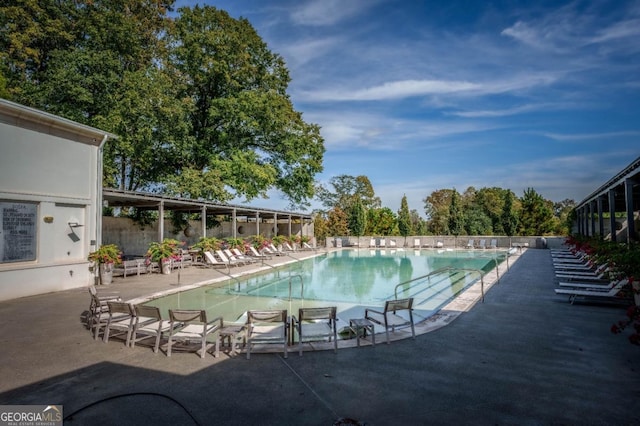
[113,259,147,278]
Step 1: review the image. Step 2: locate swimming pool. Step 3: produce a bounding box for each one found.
[145,249,508,328]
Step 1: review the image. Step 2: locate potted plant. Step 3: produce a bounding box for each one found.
[272,235,287,249]
[146,238,182,274]
[225,237,245,251]
[190,237,222,262]
[88,244,122,285]
[251,235,270,251]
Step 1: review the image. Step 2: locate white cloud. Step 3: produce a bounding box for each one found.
[278,37,342,67]
[452,103,549,118]
[590,18,640,43]
[289,0,379,26]
[301,72,559,103]
[501,2,640,56]
[541,131,640,141]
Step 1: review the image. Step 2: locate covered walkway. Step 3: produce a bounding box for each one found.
[575,155,640,243]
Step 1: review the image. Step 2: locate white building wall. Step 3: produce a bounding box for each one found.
[0,101,108,301]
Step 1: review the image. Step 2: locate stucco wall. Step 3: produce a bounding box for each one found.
[0,111,101,302]
[102,216,313,257]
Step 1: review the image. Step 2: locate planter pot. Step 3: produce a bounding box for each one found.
[160,260,172,275]
[99,263,114,285]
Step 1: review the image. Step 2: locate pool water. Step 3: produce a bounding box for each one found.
[146,249,507,327]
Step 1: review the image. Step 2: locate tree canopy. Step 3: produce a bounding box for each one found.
[0,1,324,208]
[316,175,380,212]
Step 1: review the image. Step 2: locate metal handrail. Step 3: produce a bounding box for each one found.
[394,267,488,302]
[288,274,304,301]
[247,273,304,301]
[442,267,486,302]
[393,267,456,299]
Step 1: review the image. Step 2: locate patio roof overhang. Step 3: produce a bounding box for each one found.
[576,155,640,211]
[574,155,640,242]
[102,188,313,221]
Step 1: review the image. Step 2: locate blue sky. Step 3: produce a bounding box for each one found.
[176,0,640,215]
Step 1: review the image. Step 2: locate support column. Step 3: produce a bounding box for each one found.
[232,208,237,239]
[201,206,207,238]
[274,213,278,236]
[590,200,596,237]
[158,201,164,241]
[597,196,604,238]
[288,215,292,238]
[256,212,260,235]
[625,178,637,243]
[576,208,582,236]
[608,189,617,242]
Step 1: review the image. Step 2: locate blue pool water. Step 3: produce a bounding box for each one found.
[146,249,507,326]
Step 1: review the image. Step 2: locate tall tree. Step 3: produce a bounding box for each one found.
[1,0,180,192]
[553,199,576,235]
[316,175,380,212]
[501,190,519,236]
[168,6,324,206]
[410,210,427,235]
[519,188,554,235]
[326,207,348,237]
[448,189,465,236]
[366,207,398,236]
[348,199,367,236]
[313,213,329,246]
[474,187,507,233]
[464,205,493,235]
[1,2,324,207]
[424,189,454,235]
[398,194,413,244]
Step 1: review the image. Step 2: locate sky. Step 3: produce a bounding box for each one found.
[175,0,640,215]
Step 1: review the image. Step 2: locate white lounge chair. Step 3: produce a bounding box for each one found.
[216,250,244,266]
[224,249,251,265]
[232,248,257,263]
[369,238,376,248]
[466,239,474,249]
[268,244,286,256]
[203,251,228,268]
[302,242,316,251]
[555,264,610,281]
[413,238,421,248]
[249,246,271,259]
[554,280,628,304]
[558,278,624,289]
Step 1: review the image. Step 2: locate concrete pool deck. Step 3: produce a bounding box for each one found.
[0,248,638,425]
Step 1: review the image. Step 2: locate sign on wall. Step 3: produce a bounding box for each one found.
[0,201,37,263]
